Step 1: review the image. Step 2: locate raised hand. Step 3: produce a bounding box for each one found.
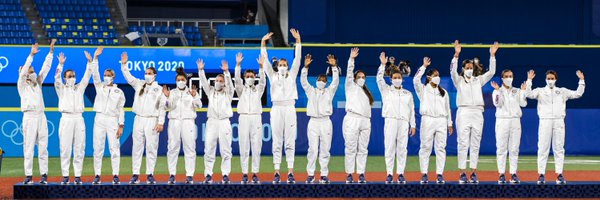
[490,41,499,56]
[576,70,585,80]
[236,52,243,65]
[290,28,301,42]
[94,46,104,59]
[423,56,431,67]
[350,47,359,59]
[120,52,128,64]
[304,54,313,68]
[491,81,500,90]
[30,43,40,56]
[196,58,205,71]
[256,55,265,69]
[262,32,273,41]
[379,52,388,65]
[221,59,229,72]
[527,70,535,80]
[84,51,92,63]
[191,85,198,97]
[326,54,336,66]
[162,85,170,97]
[49,39,57,53]
[57,52,67,65]
[453,40,461,57]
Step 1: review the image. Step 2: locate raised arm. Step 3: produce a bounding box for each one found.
[288,28,302,79]
[120,52,143,87]
[518,82,528,107]
[18,44,39,89]
[234,52,244,96]
[197,58,212,95]
[480,42,499,85]
[376,52,389,94]
[89,47,104,88]
[260,33,274,80]
[490,81,503,107]
[414,57,430,98]
[450,40,461,87]
[300,54,314,95]
[54,52,66,96]
[346,47,359,86]
[223,62,235,99]
[565,70,585,100]
[257,56,267,95]
[328,65,340,94]
[525,70,540,99]
[38,40,56,83]
[77,58,94,92]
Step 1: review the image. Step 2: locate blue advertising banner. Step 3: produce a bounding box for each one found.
[0,46,293,84]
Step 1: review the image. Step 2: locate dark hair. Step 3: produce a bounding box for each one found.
[317,74,328,82]
[425,68,446,97]
[175,67,187,80]
[460,59,474,77]
[244,69,256,76]
[546,70,558,79]
[501,69,512,78]
[355,70,374,106]
[139,67,157,96]
[278,58,288,65]
[398,60,411,75]
[390,69,403,78]
[63,69,74,77]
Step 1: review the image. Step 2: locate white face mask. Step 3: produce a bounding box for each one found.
[464,69,473,77]
[356,78,365,87]
[144,75,155,84]
[278,66,288,75]
[392,79,403,88]
[502,78,513,87]
[245,78,255,87]
[28,73,37,82]
[316,81,326,89]
[104,76,113,85]
[66,78,76,86]
[177,81,186,89]
[431,76,441,85]
[214,82,224,91]
[546,79,556,88]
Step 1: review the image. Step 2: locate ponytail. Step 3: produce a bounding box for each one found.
[355,70,374,105]
[139,67,157,96]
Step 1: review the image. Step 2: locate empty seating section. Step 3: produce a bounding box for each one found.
[216,25,268,46]
[36,0,119,45]
[0,0,35,44]
[128,25,203,46]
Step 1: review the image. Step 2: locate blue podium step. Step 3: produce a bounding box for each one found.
[14,182,600,198]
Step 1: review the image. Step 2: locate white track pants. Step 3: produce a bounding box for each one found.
[456,107,484,170]
[238,114,263,174]
[418,116,448,174]
[131,116,160,175]
[270,105,297,170]
[58,114,85,177]
[495,117,521,174]
[167,119,197,176]
[342,114,371,174]
[22,113,48,176]
[537,118,565,174]
[204,118,232,176]
[384,118,409,175]
[93,113,121,176]
[306,117,333,176]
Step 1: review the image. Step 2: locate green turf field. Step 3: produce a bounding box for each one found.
[2,156,600,177]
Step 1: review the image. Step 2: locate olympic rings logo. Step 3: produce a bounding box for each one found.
[1,119,55,145]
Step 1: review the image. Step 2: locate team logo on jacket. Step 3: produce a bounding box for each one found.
[154,88,159,92]
[556,91,560,94]
[512,89,517,94]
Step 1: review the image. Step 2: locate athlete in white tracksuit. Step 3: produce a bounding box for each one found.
[300,53,339,184]
[234,53,266,184]
[120,52,166,184]
[490,70,527,184]
[414,57,453,184]
[450,41,498,183]
[17,42,54,184]
[376,52,416,184]
[343,47,373,183]
[197,59,235,184]
[526,69,585,184]
[54,52,92,185]
[90,48,126,185]
[260,30,302,183]
[164,68,202,184]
